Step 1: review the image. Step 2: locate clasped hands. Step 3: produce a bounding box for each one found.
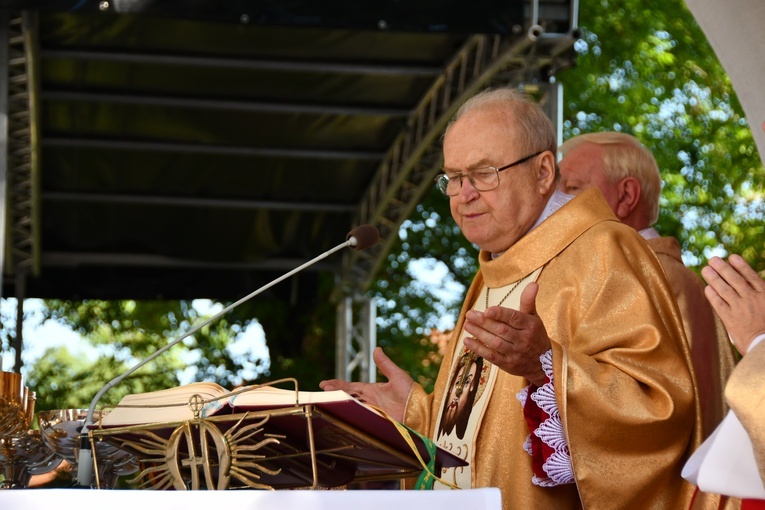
[702,254,765,355]
[319,283,552,420]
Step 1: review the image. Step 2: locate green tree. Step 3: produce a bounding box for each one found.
[371,188,477,391]
[25,299,267,411]
[22,277,338,411]
[558,0,765,270]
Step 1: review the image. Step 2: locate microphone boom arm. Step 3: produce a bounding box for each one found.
[76,232,367,486]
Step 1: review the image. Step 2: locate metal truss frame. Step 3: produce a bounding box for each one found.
[1,12,40,371]
[335,296,377,383]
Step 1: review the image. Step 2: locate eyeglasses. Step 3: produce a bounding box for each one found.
[434,151,544,196]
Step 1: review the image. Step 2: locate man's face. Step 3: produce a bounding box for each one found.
[444,362,478,427]
[558,142,621,212]
[443,107,550,254]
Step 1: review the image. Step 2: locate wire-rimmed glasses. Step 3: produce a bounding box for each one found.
[434,150,544,196]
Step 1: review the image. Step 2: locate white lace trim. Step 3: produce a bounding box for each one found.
[516,385,529,406]
[516,386,534,455]
[522,434,534,456]
[520,349,575,487]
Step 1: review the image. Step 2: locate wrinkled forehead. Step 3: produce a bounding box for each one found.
[443,108,521,164]
[559,143,607,176]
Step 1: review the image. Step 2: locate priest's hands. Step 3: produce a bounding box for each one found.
[702,254,765,355]
[463,282,550,386]
[319,347,414,422]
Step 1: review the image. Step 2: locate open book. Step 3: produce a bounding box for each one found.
[91,380,466,489]
[98,381,359,427]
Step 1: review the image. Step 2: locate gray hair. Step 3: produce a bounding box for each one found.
[559,132,662,224]
[445,87,557,157]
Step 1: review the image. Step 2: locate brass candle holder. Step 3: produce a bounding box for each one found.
[38,408,138,488]
[0,371,60,489]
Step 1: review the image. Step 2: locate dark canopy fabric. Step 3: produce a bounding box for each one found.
[0,1,576,302]
[33,13,468,301]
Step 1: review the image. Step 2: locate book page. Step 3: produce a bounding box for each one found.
[208,386,359,422]
[99,381,228,426]
[97,383,357,427]
[230,387,354,407]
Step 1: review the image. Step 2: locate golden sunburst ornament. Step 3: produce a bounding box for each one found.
[112,395,284,490]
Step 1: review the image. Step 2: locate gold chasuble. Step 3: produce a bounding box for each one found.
[647,235,736,438]
[433,268,543,490]
[403,189,703,509]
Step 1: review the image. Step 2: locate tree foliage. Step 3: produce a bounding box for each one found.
[28,300,222,410]
[558,0,764,270]
[371,188,478,390]
[17,274,339,412]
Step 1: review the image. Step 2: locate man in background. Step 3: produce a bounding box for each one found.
[558,131,736,437]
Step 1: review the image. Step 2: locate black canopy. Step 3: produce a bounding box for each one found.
[0,0,577,304]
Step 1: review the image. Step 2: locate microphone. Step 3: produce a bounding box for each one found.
[76,224,379,486]
[346,224,380,251]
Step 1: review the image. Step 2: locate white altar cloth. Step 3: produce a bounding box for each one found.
[0,487,501,510]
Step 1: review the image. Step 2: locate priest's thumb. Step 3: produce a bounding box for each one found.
[520,282,539,316]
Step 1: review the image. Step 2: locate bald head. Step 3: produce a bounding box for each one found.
[446,87,558,163]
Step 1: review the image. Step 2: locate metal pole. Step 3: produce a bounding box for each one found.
[14,273,23,371]
[361,298,377,383]
[335,297,352,380]
[545,80,564,151]
[0,12,17,372]
[0,12,9,301]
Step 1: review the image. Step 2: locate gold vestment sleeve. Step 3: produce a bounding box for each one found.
[726,345,765,483]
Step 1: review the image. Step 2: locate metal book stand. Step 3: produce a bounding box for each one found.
[86,379,427,490]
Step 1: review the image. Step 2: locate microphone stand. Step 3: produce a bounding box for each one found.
[76,232,368,486]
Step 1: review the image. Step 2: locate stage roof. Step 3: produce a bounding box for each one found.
[0,1,577,304]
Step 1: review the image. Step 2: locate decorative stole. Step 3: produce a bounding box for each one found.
[433,267,543,489]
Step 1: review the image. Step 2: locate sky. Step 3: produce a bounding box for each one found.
[1,298,91,372]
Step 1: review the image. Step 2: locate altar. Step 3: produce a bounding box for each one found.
[0,487,502,510]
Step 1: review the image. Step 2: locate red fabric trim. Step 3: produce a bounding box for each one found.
[522,378,554,480]
[743,499,765,510]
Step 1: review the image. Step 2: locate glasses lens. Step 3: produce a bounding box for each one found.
[445,176,461,195]
[435,175,450,195]
[436,168,500,195]
[471,168,499,191]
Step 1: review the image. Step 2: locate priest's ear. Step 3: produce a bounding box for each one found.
[614,176,642,220]
[535,150,558,195]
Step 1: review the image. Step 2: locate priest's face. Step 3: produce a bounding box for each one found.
[443,106,554,254]
[558,142,621,210]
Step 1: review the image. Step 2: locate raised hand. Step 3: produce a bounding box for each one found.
[319,347,414,421]
[702,254,765,355]
[462,283,551,386]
